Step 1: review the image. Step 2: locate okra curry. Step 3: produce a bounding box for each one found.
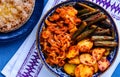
[40,2,118,77]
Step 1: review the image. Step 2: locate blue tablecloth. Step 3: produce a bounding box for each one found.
[0,0,120,77]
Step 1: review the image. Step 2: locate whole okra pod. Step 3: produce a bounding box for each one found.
[94,41,118,47]
[78,3,96,11]
[91,36,114,41]
[72,21,87,40]
[76,25,97,42]
[79,9,100,19]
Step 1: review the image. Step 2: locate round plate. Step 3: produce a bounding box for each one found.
[0,0,44,42]
[37,0,119,77]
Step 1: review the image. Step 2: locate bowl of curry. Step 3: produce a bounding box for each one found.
[36,0,119,77]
